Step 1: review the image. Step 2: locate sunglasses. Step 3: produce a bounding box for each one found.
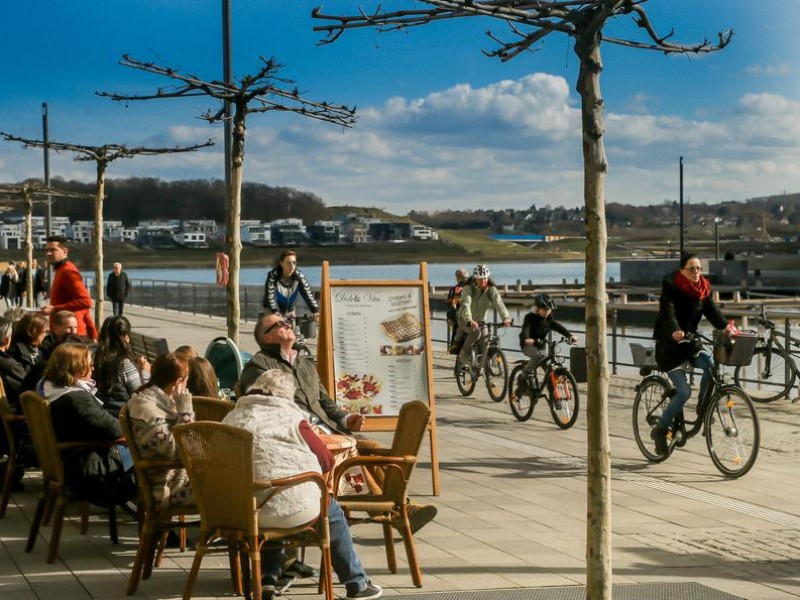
[264,319,292,335]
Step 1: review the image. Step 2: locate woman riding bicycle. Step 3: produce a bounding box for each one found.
[518,293,578,390]
[262,250,319,321]
[651,253,732,455]
[456,264,512,368]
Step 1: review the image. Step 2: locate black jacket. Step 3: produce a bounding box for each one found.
[519,311,572,350]
[653,270,726,371]
[106,271,131,302]
[0,349,27,409]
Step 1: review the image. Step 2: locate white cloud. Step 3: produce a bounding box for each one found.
[745,63,792,77]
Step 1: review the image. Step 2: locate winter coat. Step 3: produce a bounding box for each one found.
[49,260,93,337]
[519,311,572,350]
[106,271,131,302]
[457,280,510,327]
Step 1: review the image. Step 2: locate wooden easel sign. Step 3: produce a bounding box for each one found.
[317,261,440,495]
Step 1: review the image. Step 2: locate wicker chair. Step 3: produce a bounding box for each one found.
[173,421,334,600]
[19,391,122,563]
[118,404,197,595]
[192,396,234,422]
[332,400,431,587]
[0,380,26,517]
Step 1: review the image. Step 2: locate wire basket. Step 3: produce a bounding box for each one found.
[713,330,758,367]
[630,343,657,368]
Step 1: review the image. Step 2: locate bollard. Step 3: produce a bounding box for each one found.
[733,290,741,303]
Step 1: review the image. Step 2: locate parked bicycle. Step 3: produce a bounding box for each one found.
[732,305,800,403]
[631,332,760,478]
[508,338,580,428]
[288,313,317,361]
[453,321,510,402]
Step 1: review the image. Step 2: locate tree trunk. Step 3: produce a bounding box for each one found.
[94,163,106,329]
[575,28,612,600]
[24,191,34,307]
[226,104,245,344]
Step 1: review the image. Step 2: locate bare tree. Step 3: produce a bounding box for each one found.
[97,55,357,344]
[313,2,730,598]
[1,134,213,326]
[0,183,94,307]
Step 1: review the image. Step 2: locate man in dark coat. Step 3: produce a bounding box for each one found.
[106,262,131,316]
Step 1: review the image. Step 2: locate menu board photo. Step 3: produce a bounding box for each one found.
[330,285,430,416]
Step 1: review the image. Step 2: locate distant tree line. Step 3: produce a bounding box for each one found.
[26,177,330,226]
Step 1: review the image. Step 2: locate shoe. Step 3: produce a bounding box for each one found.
[346,581,383,600]
[406,502,437,534]
[261,575,277,600]
[283,559,316,579]
[650,426,669,456]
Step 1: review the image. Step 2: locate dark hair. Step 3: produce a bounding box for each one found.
[274,250,297,268]
[186,357,219,398]
[94,315,134,393]
[680,253,699,269]
[46,235,69,248]
[144,353,188,391]
[11,312,48,346]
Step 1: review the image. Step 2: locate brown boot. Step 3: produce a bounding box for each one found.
[405,501,437,534]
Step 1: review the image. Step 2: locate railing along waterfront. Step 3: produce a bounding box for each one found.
[124,277,799,377]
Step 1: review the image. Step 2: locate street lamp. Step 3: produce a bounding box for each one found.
[714,217,721,260]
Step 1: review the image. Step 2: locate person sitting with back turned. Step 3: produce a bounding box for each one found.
[238,312,437,535]
[94,315,150,417]
[224,369,383,600]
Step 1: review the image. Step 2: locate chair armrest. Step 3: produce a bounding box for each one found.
[254,471,329,511]
[56,440,118,452]
[137,459,184,471]
[331,455,416,495]
[356,447,392,457]
[3,414,26,424]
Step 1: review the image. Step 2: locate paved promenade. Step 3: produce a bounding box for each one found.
[2,305,800,599]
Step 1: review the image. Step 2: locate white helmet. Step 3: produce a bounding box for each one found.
[473,264,491,279]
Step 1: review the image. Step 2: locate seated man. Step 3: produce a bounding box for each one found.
[224,370,382,600]
[239,313,437,534]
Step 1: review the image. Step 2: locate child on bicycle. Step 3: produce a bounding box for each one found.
[518,293,578,391]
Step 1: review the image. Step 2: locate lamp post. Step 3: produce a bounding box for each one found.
[714,217,720,260]
[679,156,684,261]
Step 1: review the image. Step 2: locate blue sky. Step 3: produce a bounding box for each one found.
[1,1,798,214]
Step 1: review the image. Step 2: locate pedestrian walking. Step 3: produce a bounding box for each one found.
[106,262,131,316]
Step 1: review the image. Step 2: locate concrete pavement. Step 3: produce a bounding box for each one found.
[2,304,800,599]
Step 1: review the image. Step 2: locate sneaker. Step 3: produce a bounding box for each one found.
[406,502,437,534]
[261,575,277,600]
[346,581,383,600]
[650,426,669,456]
[283,559,316,579]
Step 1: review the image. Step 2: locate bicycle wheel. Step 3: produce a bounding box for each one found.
[733,346,795,403]
[485,346,508,402]
[454,356,477,397]
[705,386,760,478]
[631,377,671,462]
[508,364,535,422]
[547,368,580,429]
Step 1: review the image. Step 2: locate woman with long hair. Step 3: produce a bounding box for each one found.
[186,356,219,398]
[93,315,150,417]
[128,353,195,507]
[262,250,319,319]
[9,312,49,373]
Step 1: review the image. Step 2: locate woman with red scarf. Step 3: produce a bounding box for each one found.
[651,253,731,455]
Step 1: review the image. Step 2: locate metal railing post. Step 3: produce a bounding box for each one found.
[611,308,618,375]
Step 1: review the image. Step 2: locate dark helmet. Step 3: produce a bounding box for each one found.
[534,293,556,311]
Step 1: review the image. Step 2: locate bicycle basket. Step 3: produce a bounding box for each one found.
[630,343,657,368]
[712,330,758,367]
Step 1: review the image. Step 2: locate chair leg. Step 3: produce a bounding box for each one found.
[382,522,397,573]
[179,514,187,552]
[249,536,261,600]
[143,528,162,579]
[127,519,153,595]
[25,490,49,552]
[47,495,68,564]
[108,505,119,545]
[399,514,423,587]
[42,493,56,527]
[182,531,211,600]
[79,501,89,534]
[0,449,17,518]
[321,545,334,600]
[228,538,243,595]
[153,529,168,569]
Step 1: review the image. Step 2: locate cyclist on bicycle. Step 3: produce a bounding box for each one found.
[456,264,512,368]
[263,250,319,321]
[517,293,578,391]
[651,253,731,455]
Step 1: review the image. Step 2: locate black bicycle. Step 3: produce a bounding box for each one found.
[508,339,580,429]
[288,314,317,361]
[631,333,760,478]
[733,305,800,403]
[453,321,510,402]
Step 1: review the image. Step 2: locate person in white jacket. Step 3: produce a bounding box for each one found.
[224,369,382,600]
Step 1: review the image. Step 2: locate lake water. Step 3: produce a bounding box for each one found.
[127,261,621,287]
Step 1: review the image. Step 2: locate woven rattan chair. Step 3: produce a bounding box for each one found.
[19,391,121,563]
[173,421,334,600]
[332,400,431,587]
[119,404,198,595]
[0,380,26,517]
[191,396,234,422]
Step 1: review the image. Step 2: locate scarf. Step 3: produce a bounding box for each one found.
[674,271,711,300]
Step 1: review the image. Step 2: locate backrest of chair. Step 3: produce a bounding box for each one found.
[173,422,256,534]
[119,404,158,512]
[0,380,16,457]
[204,337,244,390]
[385,400,431,499]
[19,391,64,485]
[192,396,234,422]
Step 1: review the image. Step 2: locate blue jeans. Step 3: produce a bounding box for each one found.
[261,497,368,588]
[658,351,713,429]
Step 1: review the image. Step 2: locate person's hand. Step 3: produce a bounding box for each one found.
[40,304,53,315]
[174,388,193,414]
[136,355,151,372]
[502,318,512,327]
[346,414,365,432]
[470,320,479,331]
[569,334,579,345]
[523,338,535,347]
[312,312,320,322]
[672,330,685,342]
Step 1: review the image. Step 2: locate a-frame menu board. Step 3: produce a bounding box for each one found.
[317,261,440,495]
